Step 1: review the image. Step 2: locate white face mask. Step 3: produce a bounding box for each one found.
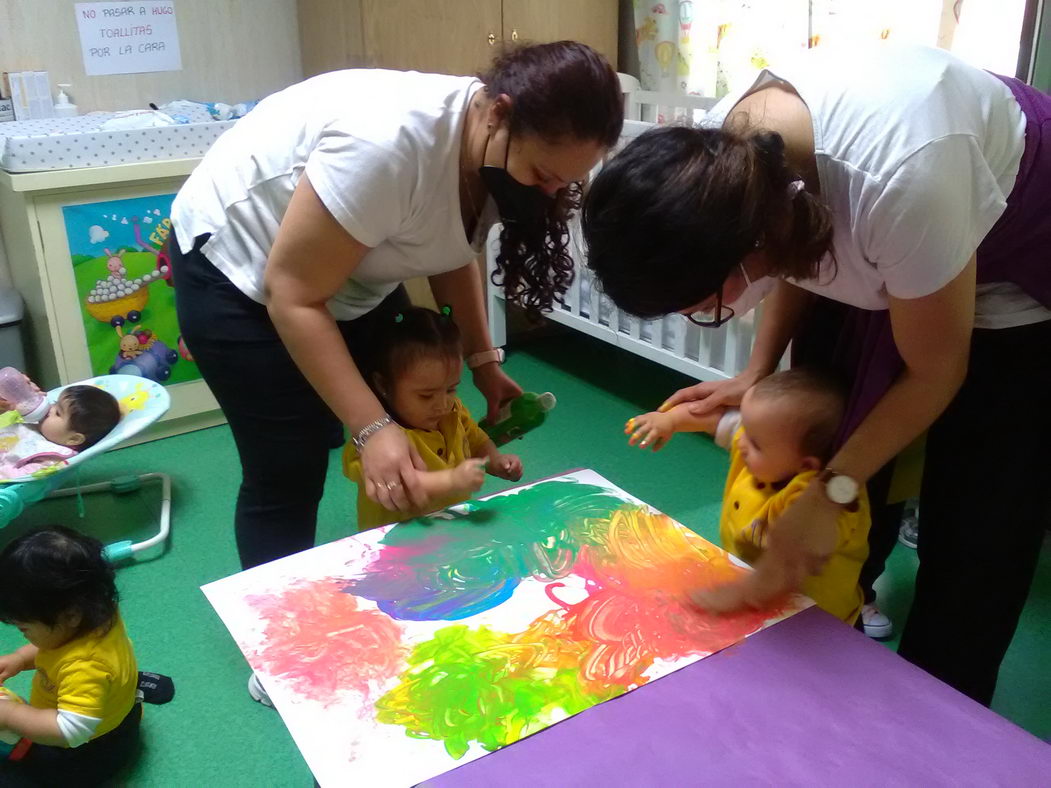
[724,262,776,317]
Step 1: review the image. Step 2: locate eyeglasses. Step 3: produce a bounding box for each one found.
[686,287,735,328]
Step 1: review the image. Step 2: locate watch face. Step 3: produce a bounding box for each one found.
[827,474,859,505]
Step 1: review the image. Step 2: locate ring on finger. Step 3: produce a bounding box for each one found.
[386,481,401,490]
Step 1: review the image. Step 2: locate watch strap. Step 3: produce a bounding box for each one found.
[466,348,504,370]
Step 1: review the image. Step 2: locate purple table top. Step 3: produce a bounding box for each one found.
[423,607,1050,787]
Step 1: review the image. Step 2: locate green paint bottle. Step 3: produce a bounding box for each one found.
[480,392,557,446]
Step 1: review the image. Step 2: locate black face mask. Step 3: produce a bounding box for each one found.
[479,134,554,228]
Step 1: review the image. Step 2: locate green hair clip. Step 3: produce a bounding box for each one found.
[394,313,404,323]
[440,305,453,318]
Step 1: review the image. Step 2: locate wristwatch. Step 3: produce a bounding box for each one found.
[817,468,860,506]
[466,348,505,370]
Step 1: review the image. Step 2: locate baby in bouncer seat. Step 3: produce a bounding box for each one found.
[0,369,120,480]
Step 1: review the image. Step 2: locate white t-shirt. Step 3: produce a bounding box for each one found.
[172,70,493,320]
[706,44,1047,329]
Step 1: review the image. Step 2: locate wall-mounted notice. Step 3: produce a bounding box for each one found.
[75,2,182,76]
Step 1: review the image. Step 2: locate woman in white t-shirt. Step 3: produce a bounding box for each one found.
[171,43,623,571]
[582,44,1051,705]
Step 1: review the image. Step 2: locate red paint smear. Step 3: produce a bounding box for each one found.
[246,578,406,706]
[537,507,794,692]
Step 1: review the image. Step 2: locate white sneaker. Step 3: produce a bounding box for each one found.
[898,514,919,549]
[861,604,893,639]
[247,672,274,708]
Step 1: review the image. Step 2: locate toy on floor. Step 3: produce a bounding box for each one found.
[480,391,557,446]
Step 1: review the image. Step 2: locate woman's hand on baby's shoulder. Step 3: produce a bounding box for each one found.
[625,411,676,452]
[488,453,523,482]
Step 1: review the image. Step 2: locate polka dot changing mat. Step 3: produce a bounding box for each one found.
[0,113,236,173]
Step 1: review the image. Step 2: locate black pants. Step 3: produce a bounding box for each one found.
[0,703,142,786]
[897,320,1051,705]
[796,299,1051,704]
[171,232,409,569]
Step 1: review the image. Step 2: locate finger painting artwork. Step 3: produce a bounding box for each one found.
[202,470,812,787]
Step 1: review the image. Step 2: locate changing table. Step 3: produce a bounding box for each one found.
[0,111,231,440]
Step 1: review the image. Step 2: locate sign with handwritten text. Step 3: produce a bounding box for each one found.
[75,2,182,76]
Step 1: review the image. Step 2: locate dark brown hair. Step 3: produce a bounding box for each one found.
[61,385,121,449]
[481,41,623,320]
[750,367,846,461]
[0,525,118,639]
[369,306,463,393]
[582,124,834,318]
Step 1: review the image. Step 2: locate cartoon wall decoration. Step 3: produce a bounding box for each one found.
[62,195,199,385]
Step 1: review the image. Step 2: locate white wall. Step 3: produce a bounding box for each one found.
[0,0,303,112]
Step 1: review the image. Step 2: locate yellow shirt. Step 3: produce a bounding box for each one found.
[719,429,871,624]
[343,398,491,530]
[31,615,138,740]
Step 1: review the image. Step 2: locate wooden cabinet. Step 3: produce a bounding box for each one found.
[298,0,618,79]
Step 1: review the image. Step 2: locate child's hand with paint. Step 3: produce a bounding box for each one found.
[626,403,727,452]
[449,458,487,494]
[626,411,677,452]
[487,452,523,482]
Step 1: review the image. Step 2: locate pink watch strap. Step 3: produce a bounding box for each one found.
[466,349,504,369]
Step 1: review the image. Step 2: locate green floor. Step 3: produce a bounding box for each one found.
[0,332,1047,785]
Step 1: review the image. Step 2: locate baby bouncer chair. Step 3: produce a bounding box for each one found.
[0,375,172,562]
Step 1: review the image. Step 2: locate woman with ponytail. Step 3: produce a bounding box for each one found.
[583,44,1051,707]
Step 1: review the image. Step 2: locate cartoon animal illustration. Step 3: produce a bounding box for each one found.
[119,383,151,413]
[115,325,157,361]
[85,215,171,326]
[102,248,127,281]
[109,324,178,382]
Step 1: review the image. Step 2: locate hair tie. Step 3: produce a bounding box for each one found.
[440,305,453,318]
[788,179,806,198]
[394,313,404,323]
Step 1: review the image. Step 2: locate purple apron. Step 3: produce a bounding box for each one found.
[795,75,1051,444]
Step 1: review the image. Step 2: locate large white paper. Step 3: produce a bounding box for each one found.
[203,470,811,787]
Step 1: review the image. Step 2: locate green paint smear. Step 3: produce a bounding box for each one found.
[376,624,623,759]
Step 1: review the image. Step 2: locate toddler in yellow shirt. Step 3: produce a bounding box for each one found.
[0,526,141,785]
[344,306,523,529]
[627,368,871,624]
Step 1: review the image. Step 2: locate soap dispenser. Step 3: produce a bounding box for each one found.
[54,83,78,118]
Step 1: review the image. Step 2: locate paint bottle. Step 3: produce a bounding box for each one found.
[480,392,556,446]
[0,367,47,422]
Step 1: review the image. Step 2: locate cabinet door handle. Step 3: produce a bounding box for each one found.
[488,32,496,45]
[511,28,519,42]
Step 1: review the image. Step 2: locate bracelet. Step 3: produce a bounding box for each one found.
[352,414,392,451]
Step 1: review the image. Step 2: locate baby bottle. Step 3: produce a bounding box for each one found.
[0,367,48,422]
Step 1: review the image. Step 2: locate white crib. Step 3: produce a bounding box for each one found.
[485,87,765,383]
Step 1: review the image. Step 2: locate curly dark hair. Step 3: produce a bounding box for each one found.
[0,525,118,639]
[480,41,623,320]
[582,124,834,319]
